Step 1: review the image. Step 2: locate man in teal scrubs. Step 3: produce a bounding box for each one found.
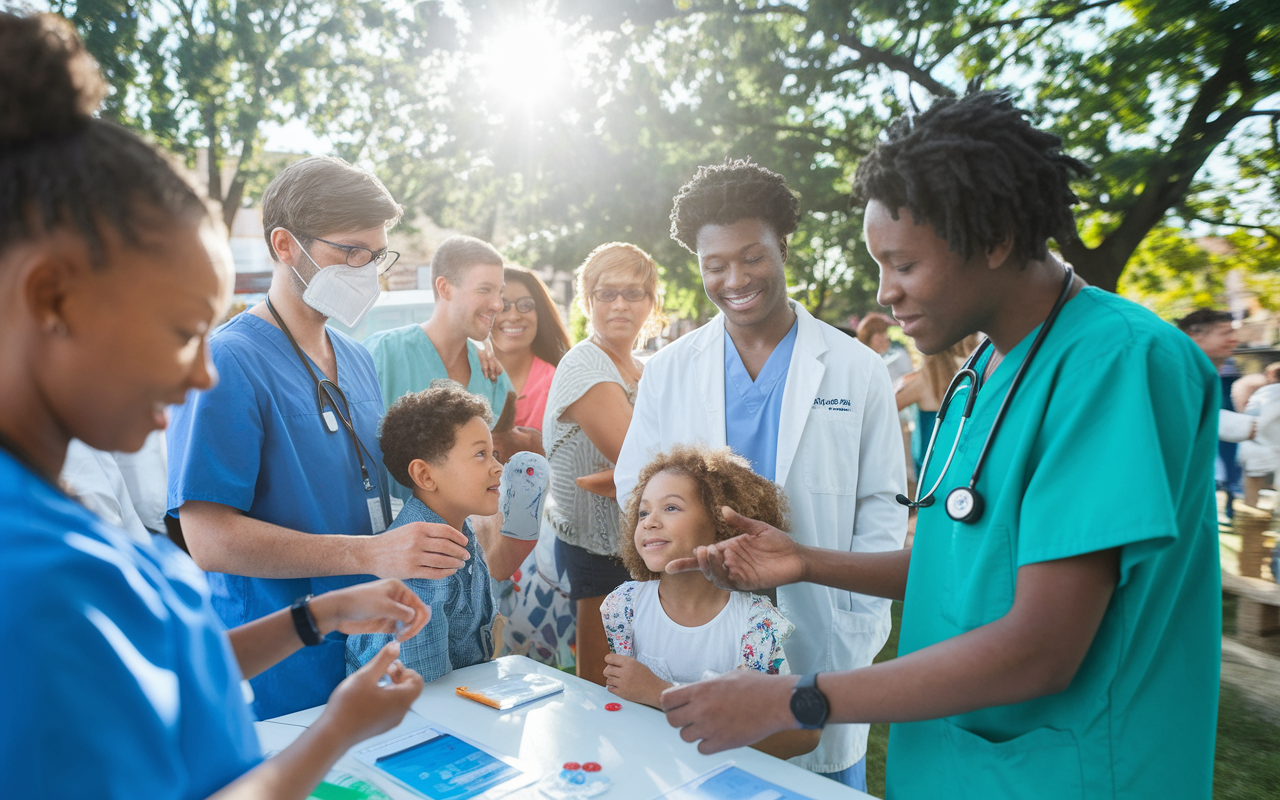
[365,235,529,501]
[658,91,1220,799]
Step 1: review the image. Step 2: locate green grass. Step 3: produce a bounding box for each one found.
[864,601,901,798]
[865,601,1280,799]
[1215,684,1280,799]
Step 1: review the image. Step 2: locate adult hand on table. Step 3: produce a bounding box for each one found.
[661,669,800,754]
[664,507,806,592]
[309,579,433,640]
[321,641,424,747]
[364,522,470,580]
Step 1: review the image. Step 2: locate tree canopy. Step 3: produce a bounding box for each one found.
[55,0,1280,321]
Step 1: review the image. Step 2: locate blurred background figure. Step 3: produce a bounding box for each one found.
[488,265,577,668]
[1239,363,1280,509]
[857,313,913,384]
[854,314,917,493]
[1178,308,1247,520]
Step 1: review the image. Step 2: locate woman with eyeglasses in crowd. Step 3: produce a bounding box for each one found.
[542,244,663,685]
[484,265,580,668]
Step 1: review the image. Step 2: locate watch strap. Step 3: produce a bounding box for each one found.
[291,594,323,646]
[790,672,830,730]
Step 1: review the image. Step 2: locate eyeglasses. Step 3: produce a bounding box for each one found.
[592,287,649,304]
[301,233,400,270]
[502,297,537,314]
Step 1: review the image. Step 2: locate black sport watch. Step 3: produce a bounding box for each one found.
[790,672,829,730]
[291,594,323,647]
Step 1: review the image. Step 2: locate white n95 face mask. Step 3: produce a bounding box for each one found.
[285,230,381,328]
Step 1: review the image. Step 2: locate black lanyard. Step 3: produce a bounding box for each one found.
[265,299,390,528]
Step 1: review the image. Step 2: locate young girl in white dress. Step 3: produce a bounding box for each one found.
[600,445,819,758]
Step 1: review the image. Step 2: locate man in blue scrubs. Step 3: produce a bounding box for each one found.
[168,156,471,718]
[616,160,906,790]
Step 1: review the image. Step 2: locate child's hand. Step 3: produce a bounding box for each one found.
[603,654,671,707]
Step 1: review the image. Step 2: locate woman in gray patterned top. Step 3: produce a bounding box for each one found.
[542,242,662,685]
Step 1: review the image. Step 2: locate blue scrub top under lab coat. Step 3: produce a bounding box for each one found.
[0,450,261,798]
[724,320,798,480]
[168,312,387,719]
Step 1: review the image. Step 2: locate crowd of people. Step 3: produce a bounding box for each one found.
[0,10,1246,800]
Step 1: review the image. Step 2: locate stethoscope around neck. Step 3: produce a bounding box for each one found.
[896,267,1075,524]
[265,298,390,528]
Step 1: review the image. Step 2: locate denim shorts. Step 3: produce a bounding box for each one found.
[555,537,633,601]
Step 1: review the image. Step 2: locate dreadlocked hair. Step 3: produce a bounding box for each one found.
[0,12,209,265]
[669,158,800,253]
[852,91,1090,265]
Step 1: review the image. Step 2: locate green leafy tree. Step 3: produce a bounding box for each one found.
[476,0,1280,297]
[54,0,422,229]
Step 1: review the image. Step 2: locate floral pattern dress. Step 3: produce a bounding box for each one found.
[600,581,794,680]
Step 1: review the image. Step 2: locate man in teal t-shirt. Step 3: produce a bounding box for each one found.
[655,91,1219,800]
[364,235,518,501]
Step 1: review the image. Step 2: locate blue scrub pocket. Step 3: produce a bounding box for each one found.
[941,525,1016,631]
[942,721,1084,800]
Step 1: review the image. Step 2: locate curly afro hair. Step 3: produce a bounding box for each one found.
[852,91,1090,266]
[620,445,790,581]
[669,159,800,254]
[379,380,493,490]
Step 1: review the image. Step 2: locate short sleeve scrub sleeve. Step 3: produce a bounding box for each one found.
[363,325,514,501]
[0,450,261,799]
[167,313,388,719]
[887,289,1222,800]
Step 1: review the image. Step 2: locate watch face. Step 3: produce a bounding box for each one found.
[791,687,828,728]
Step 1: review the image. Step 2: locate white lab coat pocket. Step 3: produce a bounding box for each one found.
[802,410,859,495]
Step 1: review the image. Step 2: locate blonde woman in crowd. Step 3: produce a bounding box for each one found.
[542,243,662,685]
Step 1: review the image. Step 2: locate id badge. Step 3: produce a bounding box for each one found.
[368,496,405,534]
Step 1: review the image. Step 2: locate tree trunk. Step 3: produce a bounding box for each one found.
[1060,25,1260,293]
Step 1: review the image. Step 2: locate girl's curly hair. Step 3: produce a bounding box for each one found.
[620,445,790,580]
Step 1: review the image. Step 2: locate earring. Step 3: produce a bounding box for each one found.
[45,318,68,336]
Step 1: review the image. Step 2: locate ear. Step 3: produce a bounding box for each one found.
[778,237,788,264]
[407,458,436,492]
[23,247,80,336]
[270,228,298,266]
[985,237,1015,271]
[434,275,453,302]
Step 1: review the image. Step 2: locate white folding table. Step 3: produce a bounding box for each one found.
[258,655,872,799]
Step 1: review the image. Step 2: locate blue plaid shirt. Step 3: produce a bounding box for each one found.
[346,499,495,681]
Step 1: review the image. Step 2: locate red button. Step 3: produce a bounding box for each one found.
[605,702,622,711]
[583,762,602,772]
[526,467,535,475]
[563,762,580,771]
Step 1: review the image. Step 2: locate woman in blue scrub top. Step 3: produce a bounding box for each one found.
[0,13,430,798]
[660,92,1220,799]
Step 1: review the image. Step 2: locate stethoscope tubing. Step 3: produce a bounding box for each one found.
[901,267,1075,519]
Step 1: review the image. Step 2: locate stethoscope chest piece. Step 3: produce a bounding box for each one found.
[945,486,984,523]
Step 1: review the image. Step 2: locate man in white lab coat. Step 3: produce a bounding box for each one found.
[615,160,906,790]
